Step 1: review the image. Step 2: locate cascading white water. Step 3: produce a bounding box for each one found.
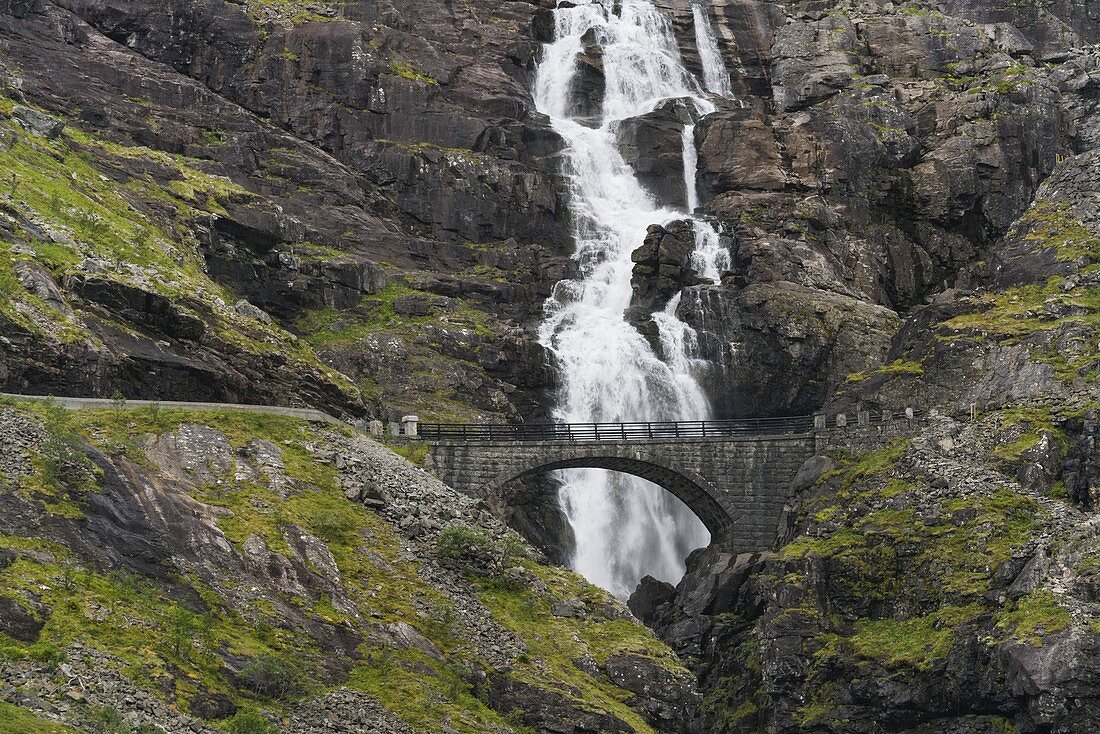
[692,4,734,99]
[534,0,731,597]
[682,123,700,213]
[690,220,731,283]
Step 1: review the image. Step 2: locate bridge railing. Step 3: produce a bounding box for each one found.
[418,416,816,442]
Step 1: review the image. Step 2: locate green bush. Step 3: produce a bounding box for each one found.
[86,707,163,734]
[436,524,499,574]
[435,524,527,578]
[236,654,307,701]
[39,402,95,491]
[167,607,197,659]
[306,508,358,545]
[223,710,279,734]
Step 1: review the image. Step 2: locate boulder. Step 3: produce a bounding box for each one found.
[11,105,64,138]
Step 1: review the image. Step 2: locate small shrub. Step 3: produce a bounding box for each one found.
[436,524,496,569]
[503,709,535,734]
[307,508,358,545]
[28,642,66,670]
[436,525,529,577]
[237,654,307,701]
[39,402,95,491]
[168,607,197,659]
[110,389,127,411]
[223,710,279,734]
[426,600,459,635]
[86,706,125,734]
[363,648,395,675]
[252,617,275,643]
[142,400,162,423]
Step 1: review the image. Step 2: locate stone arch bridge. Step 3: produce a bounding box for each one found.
[421,414,916,553]
[0,393,918,553]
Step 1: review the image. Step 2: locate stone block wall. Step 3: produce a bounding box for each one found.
[427,434,815,553]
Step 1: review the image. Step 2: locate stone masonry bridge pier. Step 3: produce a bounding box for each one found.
[421,412,918,553]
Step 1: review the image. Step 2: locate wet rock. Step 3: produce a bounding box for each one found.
[188,692,236,721]
[616,98,697,208]
[570,29,605,124]
[627,575,676,625]
[696,110,787,197]
[629,220,706,318]
[680,281,899,417]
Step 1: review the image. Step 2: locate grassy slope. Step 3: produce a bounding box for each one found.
[0,403,683,733]
[0,701,79,734]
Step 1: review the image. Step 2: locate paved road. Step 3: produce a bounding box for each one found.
[0,393,346,426]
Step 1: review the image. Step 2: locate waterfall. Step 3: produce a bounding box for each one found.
[534,0,731,597]
[692,4,734,99]
[690,220,731,283]
[682,123,699,213]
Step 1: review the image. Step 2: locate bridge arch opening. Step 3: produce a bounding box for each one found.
[486,455,732,537]
[484,455,727,597]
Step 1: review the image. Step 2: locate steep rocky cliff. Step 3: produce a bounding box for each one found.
[3,0,1092,424]
[0,0,567,423]
[661,0,1082,417]
[624,2,1100,731]
[3,0,1100,732]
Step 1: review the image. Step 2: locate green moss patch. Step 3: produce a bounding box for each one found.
[936,200,1100,381]
[845,359,924,383]
[1019,201,1100,265]
[994,590,1071,644]
[243,0,340,25]
[387,61,439,85]
[818,605,982,671]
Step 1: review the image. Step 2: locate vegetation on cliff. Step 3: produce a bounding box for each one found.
[0,402,690,733]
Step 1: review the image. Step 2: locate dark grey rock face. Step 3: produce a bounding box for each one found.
[0,0,569,420]
[659,0,1082,417]
[634,417,1100,734]
[630,221,707,314]
[616,98,698,209]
